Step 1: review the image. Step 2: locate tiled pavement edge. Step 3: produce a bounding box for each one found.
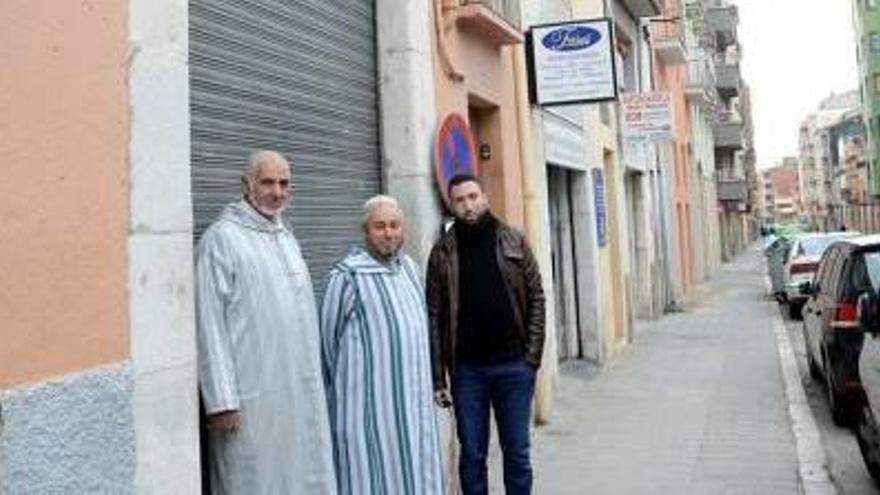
[510,246,833,494]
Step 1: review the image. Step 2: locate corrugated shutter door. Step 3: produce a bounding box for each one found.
[189,0,380,292]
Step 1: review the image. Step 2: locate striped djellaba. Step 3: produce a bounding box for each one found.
[320,248,445,495]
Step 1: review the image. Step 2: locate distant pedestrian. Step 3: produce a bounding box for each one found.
[195,150,336,494]
[320,195,445,494]
[427,174,546,495]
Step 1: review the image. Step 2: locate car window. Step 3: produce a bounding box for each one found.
[866,251,880,288]
[818,247,842,294]
[815,248,836,289]
[799,235,853,257]
[841,254,873,300]
[813,252,827,285]
[826,248,849,298]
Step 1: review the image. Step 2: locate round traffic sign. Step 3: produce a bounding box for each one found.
[434,113,478,206]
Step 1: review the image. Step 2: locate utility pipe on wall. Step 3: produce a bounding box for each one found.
[512,33,557,424]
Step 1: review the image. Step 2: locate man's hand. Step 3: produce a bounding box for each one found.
[434,390,453,409]
[207,410,242,433]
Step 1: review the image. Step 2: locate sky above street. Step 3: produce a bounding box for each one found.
[736,0,859,168]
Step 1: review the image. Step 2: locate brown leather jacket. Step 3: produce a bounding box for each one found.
[426,218,546,391]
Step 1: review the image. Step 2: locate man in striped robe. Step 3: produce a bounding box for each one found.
[320,195,445,495]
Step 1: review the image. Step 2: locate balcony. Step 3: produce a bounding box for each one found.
[456,0,523,46]
[649,19,686,65]
[714,59,741,98]
[705,2,738,48]
[717,177,747,202]
[714,111,743,149]
[685,56,716,109]
[619,0,662,17]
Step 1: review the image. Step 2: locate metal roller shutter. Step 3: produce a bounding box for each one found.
[189,0,380,292]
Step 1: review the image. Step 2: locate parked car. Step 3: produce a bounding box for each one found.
[801,236,874,426]
[850,237,880,482]
[786,232,859,318]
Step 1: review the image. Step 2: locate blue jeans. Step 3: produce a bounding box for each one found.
[451,358,536,495]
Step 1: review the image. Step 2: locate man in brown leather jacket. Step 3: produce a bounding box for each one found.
[426,174,545,495]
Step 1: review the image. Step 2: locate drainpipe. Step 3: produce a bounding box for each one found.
[512,10,557,424]
[435,0,465,82]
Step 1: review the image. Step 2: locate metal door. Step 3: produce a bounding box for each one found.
[189,0,381,291]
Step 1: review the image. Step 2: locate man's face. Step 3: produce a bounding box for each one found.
[246,159,291,219]
[449,180,488,224]
[364,204,404,259]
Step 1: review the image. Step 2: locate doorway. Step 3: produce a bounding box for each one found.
[548,166,582,360]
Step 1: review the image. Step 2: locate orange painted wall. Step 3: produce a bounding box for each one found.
[432,9,525,228]
[656,60,694,294]
[0,1,129,387]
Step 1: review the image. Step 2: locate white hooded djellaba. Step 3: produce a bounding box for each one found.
[196,200,336,494]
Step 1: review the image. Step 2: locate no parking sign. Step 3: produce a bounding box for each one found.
[434,113,478,206]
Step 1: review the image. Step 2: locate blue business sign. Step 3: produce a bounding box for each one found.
[529,18,617,106]
[592,168,607,247]
[541,26,602,52]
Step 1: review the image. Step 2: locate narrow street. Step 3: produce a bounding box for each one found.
[491,246,878,494]
[7,0,880,492]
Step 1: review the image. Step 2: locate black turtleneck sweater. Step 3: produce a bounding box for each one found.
[455,214,523,365]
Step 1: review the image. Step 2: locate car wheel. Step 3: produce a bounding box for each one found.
[789,302,803,320]
[857,404,880,484]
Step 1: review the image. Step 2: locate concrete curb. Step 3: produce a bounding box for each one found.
[771,309,838,495]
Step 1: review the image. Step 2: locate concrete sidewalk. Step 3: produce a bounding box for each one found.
[524,248,807,494]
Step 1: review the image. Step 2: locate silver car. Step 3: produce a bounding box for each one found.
[785,232,859,318]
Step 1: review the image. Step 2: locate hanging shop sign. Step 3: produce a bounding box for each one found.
[435,113,478,206]
[620,91,674,142]
[527,18,618,106]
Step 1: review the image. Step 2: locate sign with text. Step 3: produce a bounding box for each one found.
[529,18,617,106]
[620,91,674,142]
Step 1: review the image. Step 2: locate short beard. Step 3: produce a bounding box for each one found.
[456,209,487,224]
[367,243,400,263]
[245,194,285,221]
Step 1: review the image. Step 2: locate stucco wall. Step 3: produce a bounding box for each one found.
[128,0,200,490]
[432,10,524,227]
[0,365,136,493]
[377,0,442,265]
[0,0,129,388]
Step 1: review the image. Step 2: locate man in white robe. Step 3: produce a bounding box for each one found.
[196,150,336,494]
[320,195,444,495]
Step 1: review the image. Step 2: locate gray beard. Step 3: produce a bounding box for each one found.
[366,244,399,265]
